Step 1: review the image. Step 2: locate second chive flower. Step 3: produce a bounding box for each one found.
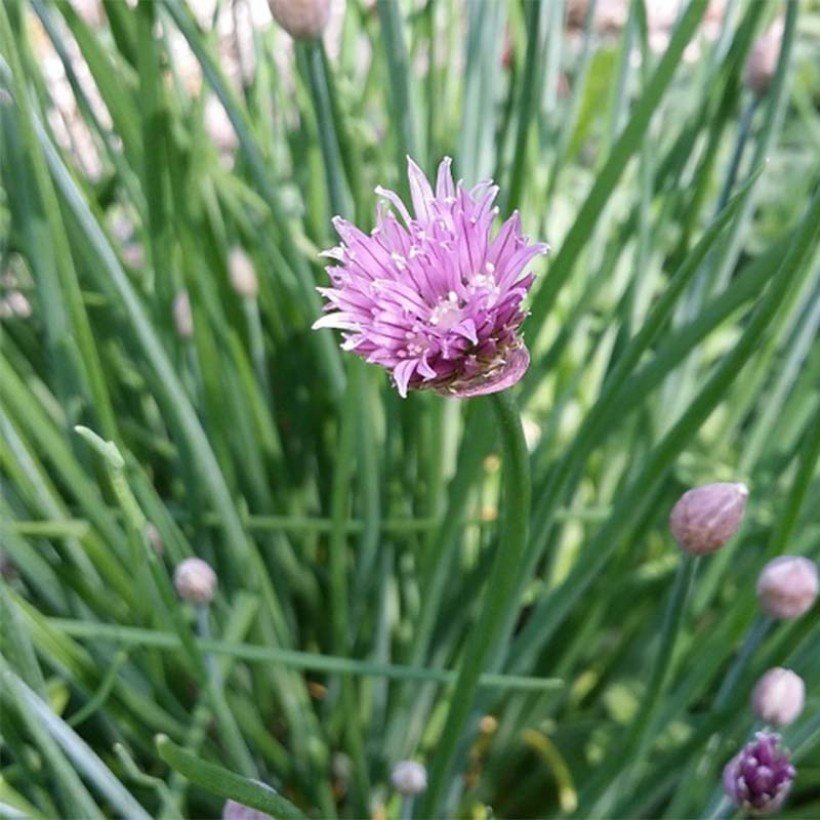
[314,157,549,397]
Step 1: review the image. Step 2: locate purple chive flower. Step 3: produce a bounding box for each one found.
[723,732,796,816]
[313,157,549,398]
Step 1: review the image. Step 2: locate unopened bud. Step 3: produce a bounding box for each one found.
[752,668,805,727]
[222,800,272,820]
[744,20,783,97]
[5,291,32,318]
[668,482,748,555]
[205,95,239,155]
[390,760,427,796]
[0,550,18,581]
[723,732,795,816]
[173,291,194,339]
[757,556,818,620]
[173,557,217,605]
[145,522,164,555]
[229,248,259,299]
[268,0,330,40]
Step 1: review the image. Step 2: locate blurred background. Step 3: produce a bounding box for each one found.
[1,0,818,818]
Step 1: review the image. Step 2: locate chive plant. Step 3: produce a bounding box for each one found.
[1,0,818,818]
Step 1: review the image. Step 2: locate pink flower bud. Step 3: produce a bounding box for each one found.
[173,557,217,605]
[744,20,783,97]
[173,291,194,339]
[752,668,805,727]
[757,556,818,620]
[668,482,748,555]
[268,0,330,40]
[144,522,164,555]
[724,732,795,815]
[229,248,259,299]
[390,760,427,796]
[222,800,272,820]
[2,291,32,319]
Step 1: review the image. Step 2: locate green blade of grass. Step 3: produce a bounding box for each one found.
[156,735,305,820]
[0,658,151,820]
[528,0,709,328]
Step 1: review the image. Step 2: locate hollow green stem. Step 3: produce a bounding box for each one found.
[504,0,542,212]
[328,364,371,808]
[301,40,352,219]
[377,0,416,178]
[715,95,759,214]
[195,604,221,689]
[242,297,271,411]
[588,554,699,815]
[421,391,530,816]
[713,615,770,712]
[400,794,415,820]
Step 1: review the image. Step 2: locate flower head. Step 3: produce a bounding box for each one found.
[314,157,549,398]
[752,667,805,728]
[668,482,748,555]
[723,732,795,815]
[756,555,818,620]
[390,760,428,796]
[174,557,217,605]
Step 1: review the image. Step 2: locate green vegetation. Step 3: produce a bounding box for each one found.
[0,0,818,817]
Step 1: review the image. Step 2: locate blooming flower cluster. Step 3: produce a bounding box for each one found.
[723,732,795,816]
[314,157,548,398]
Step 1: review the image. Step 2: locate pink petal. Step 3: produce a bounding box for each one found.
[407,157,435,223]
[435,157,455,199]
[392,359,418,398]
[375,185,412,226]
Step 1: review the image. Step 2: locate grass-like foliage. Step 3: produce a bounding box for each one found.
[1,0,818,817]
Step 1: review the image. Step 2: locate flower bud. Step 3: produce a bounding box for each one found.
[744,20,783,97]
[0,550,18,581]
[723,732,795,816]
[228,248,259,299]
[173,291,194,339]
[757,556,818,620]
[173,557,217,605]
[144,522,164,556]
[390,760,427,796]
[668,482,748,555]
[752,667,805,727]
[205,95,239,156]
[222,800,272,820]
[268,0,330,40]
[3,291,32,319]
